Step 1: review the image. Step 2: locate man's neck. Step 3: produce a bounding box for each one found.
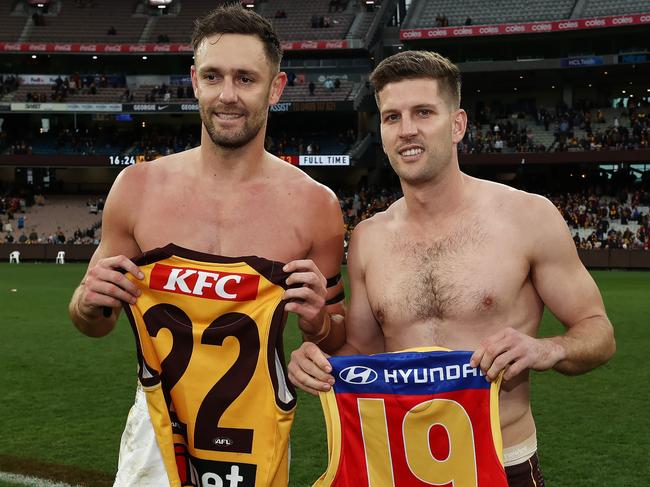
[400,164,471,225]
[197,129,268,184]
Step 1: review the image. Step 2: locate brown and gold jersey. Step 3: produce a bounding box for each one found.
[122,244,296,487]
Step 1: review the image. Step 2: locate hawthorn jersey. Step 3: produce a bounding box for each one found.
[122,244,296,487]
[314,348,507,487]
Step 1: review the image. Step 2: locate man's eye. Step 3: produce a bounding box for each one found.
[240,76,253,84]
[419,109,431,116]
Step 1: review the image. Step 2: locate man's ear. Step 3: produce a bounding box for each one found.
[269,71,288,105]
[452,108,468,144]
[190,64,199,98]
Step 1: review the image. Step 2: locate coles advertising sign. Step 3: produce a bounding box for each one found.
[400,12,650,40]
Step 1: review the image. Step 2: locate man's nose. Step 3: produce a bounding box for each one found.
[399,116,417,137]
[219,78,237,104]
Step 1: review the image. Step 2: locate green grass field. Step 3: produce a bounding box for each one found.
[0,264,648,486]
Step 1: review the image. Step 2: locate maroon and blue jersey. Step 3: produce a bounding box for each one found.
[313,348,507,487]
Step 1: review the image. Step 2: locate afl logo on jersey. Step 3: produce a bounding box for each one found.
[213,437,234,447]
[339,366,378,385]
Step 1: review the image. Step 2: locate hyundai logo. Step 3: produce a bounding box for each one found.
[339,366,378,385]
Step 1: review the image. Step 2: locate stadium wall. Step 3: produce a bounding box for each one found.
[1,245,649,269]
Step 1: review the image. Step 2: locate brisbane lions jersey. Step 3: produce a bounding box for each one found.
[313,348,507,487]
[122,244,296,487]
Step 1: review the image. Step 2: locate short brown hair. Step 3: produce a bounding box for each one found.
[191,3,283,71]
[370,50,461,108]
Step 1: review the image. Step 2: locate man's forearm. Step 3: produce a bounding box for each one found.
[304,313,346,354]
[68,285,119,338]
[550,316,615,375]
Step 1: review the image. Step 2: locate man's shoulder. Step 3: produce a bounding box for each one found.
[473,178,562,238]
[354,198,402,236]
[270,155,338,206]
[116,148,197,187]
[475,178,552,214]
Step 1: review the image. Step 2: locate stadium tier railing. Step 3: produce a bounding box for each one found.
[1,244,648,267]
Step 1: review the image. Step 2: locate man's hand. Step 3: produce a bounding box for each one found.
[470,327,566,382]
[283,259,328,339]
[288,342,335,396]
[77,255,144,319]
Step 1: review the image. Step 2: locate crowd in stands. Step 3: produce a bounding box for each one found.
[1,191,101,245]
[550,189,650,250]
[459,98,650,154]
[2,183,649,252]
[22,73,127,103]
[460,119,546,154]
[143,83,193,103]
[265,128,356,157]
[338,187,403,252]
[8,141,33,155]
[434,14,450,27]
[554,99,649,151]
[311,15,335,28]
[134,131,199,159]
[0,75,20,96]
[338,185,649,253]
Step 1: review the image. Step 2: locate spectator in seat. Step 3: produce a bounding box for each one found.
[309,81,315,96]
[107,26,117,35]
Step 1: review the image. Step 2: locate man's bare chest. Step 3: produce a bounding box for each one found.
[364,229,530,329]
[133,190,309,262]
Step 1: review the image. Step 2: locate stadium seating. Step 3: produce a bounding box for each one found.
[145,1,228,44]
[583,0,650,18]
[25,0,148,43]
[8,83,126,103]
[281,78,355,102]
[0,1,29,42]
[9,195,102,242]
[261,0,357,41]
[404,0,575,28]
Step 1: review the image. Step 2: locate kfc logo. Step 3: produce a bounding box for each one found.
[149,264,260,301]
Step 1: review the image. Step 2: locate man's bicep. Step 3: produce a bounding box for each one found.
[307,187,346,310]
[344,226,384,355]
[531,203,607,329]
[87,168,141,269]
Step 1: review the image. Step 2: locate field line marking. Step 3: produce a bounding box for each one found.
[0,471,82,487]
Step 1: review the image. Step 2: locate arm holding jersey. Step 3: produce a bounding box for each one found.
[69,165,144,337]
[288,221,385,395]
[283,184,348,354]
[470,195,615,381]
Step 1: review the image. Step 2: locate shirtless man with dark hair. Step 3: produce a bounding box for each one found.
[69,5,344,486]
[289,50,615,486]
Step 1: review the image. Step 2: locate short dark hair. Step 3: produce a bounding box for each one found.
[369,50,461,108]
[191,3,283,71]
